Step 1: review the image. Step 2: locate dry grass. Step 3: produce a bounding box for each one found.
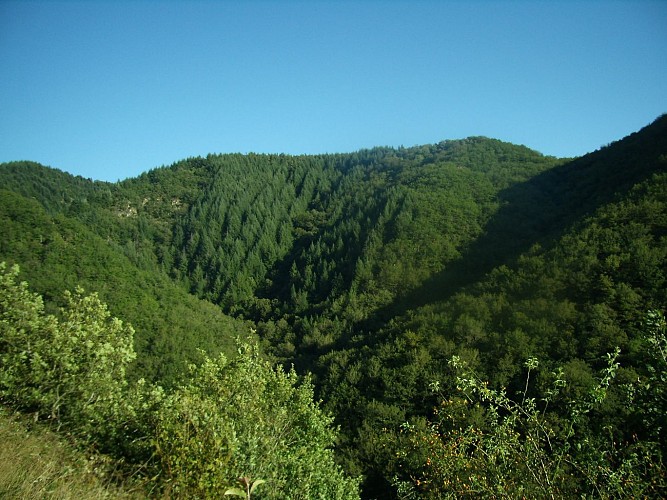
[0,407,143,499]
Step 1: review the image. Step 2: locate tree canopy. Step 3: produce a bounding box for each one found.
[1,115,666,497]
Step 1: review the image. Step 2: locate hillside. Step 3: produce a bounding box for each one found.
[0,407,141,499]
[1,115,666,497]
[0,188,249,385]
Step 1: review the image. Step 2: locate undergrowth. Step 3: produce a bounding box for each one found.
[0,406,141,499]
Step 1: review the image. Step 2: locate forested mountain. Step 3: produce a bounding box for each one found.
[0,188,249,386]
[1,115,666,497]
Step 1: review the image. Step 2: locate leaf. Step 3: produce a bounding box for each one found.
[224,487,246,497]
[250,479,266,494]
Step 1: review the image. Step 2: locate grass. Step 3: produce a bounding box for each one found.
[0,406,143,499]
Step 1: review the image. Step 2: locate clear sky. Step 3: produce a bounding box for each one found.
[1,1,665,182]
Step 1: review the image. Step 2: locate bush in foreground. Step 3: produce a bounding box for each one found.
[0,263,360,499]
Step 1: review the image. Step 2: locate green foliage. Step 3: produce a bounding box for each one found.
[393,348,664,498]
[0,267,359,498]
[1,115,667,497]
[225,477,266,499]
[636,310,667,449]
[0,190,248,386]
[154,342,359,499]
[0,263,135,441]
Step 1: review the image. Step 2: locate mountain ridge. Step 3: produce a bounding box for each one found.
[1,114,666,496]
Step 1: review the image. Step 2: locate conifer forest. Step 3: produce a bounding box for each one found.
[1,115,667,498]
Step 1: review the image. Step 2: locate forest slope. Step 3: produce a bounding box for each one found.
[1,114,666,497]
[0,189,249,385]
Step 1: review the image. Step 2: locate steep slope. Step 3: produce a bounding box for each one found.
[310,115,667,495]
[0,407,140,499]
[1,116,665,497]
[375,113,667,319]
[0,190,248,385]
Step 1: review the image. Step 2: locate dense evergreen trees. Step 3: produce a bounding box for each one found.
[1,114,666,497]
[0,189,248,386]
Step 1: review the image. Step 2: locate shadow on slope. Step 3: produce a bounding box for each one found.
[362,114,667,330]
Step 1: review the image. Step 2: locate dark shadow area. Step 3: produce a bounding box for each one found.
[360,115,667,331]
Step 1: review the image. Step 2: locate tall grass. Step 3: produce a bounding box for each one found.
[0,407,141,499]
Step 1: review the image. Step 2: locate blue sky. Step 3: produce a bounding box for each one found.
[1,1,665,182]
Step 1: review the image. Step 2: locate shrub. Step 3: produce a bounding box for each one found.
[153,343,360,499]
[0,263,135,443]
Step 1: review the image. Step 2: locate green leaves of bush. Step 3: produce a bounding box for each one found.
[154,343,360,499]
[393,344,665,498]
[0,263,360,498]
[0,262,135,441]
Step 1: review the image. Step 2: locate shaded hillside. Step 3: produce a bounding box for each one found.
[0,161,109,215]
[308,116,667,495]
[366,113,667,324]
